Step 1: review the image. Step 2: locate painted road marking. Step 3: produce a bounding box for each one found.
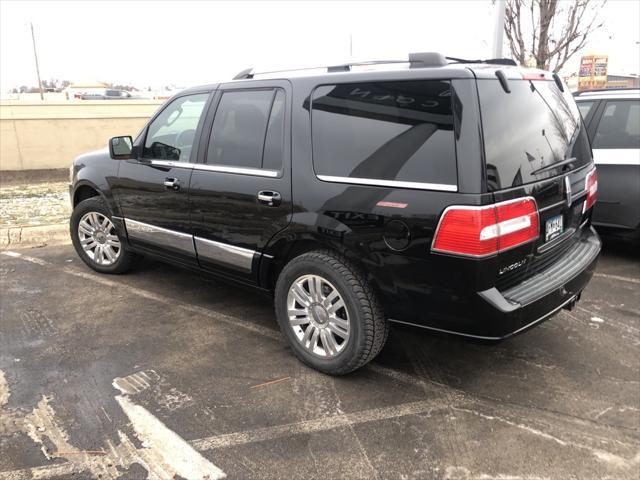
[0,371,8,407]
[593,272,640,285]
[113,371,156,394]
[190,398,449,451]
[0,369,226,480]
[116,395,225,479]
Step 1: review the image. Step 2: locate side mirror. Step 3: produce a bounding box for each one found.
[109,136,133,159]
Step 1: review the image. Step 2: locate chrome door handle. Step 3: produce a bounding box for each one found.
[257,190,281,207]
[163,177,180,191]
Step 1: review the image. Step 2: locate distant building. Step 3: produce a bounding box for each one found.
[63,81,108,99]
[564,72,639,92]
[606,74,640,89]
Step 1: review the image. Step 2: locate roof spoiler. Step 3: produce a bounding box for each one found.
[233,68,254,80]
[446,56,517,66]
[408,52,448,67]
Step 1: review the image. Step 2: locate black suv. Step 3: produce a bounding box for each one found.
[69,52,601,374]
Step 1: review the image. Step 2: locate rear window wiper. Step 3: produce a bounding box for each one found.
[531,157,577,175]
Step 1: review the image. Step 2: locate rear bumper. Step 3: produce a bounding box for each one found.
[390,227,601,340]
[476,226,600,339]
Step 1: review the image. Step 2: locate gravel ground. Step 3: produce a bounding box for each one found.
[0,182,70,227]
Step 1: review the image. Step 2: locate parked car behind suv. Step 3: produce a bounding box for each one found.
[69,53,601,374]
[574,88,640,242]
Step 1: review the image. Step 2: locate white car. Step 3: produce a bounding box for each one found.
[574,88,640,242]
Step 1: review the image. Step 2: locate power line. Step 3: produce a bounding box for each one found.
[30,22,44,100]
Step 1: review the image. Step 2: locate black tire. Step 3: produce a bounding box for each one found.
[274,250,388,375]
[70,197,137,274]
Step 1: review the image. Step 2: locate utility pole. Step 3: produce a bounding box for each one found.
[492,0,506,59]
[349,33,353,58]
[30,23,44,100]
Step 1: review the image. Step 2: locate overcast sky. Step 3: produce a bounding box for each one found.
[1,0,638,91]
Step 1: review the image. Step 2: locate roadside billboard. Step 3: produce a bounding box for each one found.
[578,54,608,91]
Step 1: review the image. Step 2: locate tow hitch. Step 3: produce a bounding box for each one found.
[563,292,581,311]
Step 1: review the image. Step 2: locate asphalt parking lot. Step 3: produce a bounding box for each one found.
[0,241,638,480]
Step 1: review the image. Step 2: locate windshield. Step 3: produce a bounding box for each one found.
[478,79,591,191]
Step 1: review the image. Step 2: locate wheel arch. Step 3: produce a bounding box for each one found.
[72,180,118,214]
[258,231,377,295]
[72,181,102,207]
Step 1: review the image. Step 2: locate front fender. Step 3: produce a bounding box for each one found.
[71,148,121,216]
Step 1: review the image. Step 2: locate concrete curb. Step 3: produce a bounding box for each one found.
[0,222,70,248]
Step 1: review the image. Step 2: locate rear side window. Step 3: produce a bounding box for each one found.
[478,80,591,191]
[207,89,285,170]
[310,80,457,188]
[593,100,640,149]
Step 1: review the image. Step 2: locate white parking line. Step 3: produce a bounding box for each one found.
[593,272,640,285]
[116,395,225,479]
[190,398,449,451]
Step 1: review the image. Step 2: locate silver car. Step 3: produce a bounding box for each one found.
[574,88,640,241]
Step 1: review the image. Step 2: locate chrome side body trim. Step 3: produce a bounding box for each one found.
[194,236,256,272]
[192,164,279,177]
[141,160,279,177]
[316,175,458,192]
[124,218,195,256]
[149,160,195,169]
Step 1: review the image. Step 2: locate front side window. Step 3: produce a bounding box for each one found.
[206,89,285,171]
[310,80,457,187]
[143,93,209,162]
[593,100,640,149]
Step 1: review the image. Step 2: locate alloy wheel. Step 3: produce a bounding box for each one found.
[77,212,121,266]
[286,274,350,357]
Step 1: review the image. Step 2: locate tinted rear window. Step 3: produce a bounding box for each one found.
[207,89,284,170]
[478,80,591,191]
[310,80,457,187]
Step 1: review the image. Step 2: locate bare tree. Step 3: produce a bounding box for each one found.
[504,0,607,72]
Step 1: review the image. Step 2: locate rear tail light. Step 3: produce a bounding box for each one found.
[583,168,598,212]
[432,197,539,257]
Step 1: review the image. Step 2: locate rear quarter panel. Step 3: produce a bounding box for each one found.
[263,73,498,326]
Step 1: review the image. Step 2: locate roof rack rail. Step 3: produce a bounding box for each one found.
[232,52,449,80]
[446,56,517,66]
[573,87,640,96]
[327,59,407,72]
[231,52,518,80]
[327,52,447,72]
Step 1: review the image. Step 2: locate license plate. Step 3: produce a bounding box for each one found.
[545,214,564,242]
